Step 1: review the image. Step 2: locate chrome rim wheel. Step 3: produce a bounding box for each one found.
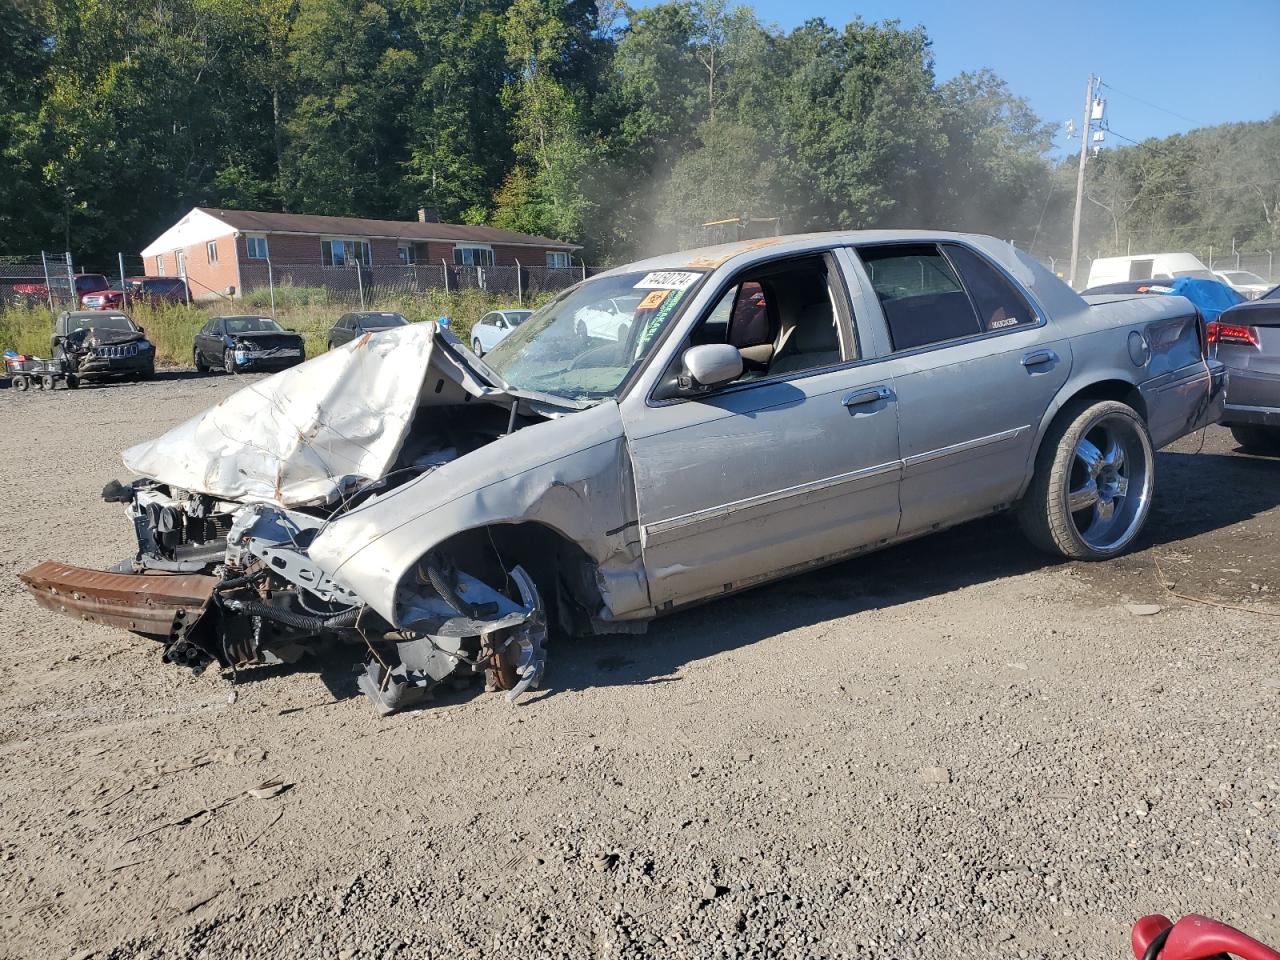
[1067,413,1152,552]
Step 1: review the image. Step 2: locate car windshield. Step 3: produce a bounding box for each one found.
[504,311,532,326]
[481,269,705,401]
[1225,271,1265,285]
[225,317,284,334]
[1172,269,1217,280]
[76,275,109,293]
[68,313,134,333]
[360,313,408,328]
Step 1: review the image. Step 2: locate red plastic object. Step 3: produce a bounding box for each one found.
[1133,914,1280,960]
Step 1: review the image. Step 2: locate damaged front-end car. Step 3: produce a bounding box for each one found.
[19,323,596,714]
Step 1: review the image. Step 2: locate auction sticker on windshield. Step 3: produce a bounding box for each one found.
[635,271,701,290]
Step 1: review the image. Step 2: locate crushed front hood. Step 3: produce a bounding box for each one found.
[122,324,507,507]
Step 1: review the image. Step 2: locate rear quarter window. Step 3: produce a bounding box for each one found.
[942,244,1037,331]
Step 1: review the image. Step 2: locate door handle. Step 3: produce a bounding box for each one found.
[1021,349,1058,368]
[842,385,893,408]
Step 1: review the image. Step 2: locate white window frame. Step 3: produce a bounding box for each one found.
[322,238,372,268]
[206,240,218,264]
[155,256,165,276]
[398,242,415,265]
[453,244,495,267]
[246,235,269,260]
[545,250,571,268]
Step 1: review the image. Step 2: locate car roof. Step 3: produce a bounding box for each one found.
[590,229,1084,317]
[213,314,275,321]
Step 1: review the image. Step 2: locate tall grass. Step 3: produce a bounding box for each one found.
[0,289,554,367]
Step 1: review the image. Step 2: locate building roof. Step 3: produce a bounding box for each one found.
[141,207,579,258]
[199,208,578,250]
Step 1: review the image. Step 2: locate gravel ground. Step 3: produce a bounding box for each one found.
[0,372,1277,960]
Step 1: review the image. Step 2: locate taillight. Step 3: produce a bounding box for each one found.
[1206,321,1259,348]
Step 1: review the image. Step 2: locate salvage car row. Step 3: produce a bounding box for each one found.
[20,230,1240,718]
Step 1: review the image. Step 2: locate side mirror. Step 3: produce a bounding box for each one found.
[679,343,743,393]
[137,327,145,336]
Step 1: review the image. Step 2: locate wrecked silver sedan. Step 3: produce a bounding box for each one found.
[22,232,1225,712]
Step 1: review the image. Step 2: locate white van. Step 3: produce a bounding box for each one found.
[1085,253,1215,290]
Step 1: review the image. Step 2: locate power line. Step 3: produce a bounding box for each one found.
[1102,127,1142,146]
[1098,81,1200,126]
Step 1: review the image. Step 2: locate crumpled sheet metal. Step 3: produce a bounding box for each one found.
[308,401,650,628]
[121,324,497,507]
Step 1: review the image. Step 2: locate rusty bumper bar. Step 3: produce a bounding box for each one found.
[19,560,218,635]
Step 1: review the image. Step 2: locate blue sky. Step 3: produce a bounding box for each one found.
[675,0,1280,155]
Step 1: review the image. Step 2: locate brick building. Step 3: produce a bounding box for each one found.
[140,207,580,302]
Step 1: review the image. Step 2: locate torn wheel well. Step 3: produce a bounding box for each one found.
[425,522,603,636]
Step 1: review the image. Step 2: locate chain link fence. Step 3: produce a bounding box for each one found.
[239,260,592,311]
[0,252,82,308]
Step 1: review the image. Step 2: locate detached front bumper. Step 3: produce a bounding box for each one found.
[19,560,217,636]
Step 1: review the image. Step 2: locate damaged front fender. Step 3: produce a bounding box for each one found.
[308,401,652,630]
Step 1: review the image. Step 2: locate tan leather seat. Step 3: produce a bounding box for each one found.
[770,303,841,374]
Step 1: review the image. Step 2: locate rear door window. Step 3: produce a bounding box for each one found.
[942,244,1037,331]
[858,244,980,350]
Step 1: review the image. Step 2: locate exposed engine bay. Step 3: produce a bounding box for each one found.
[20,326,571,714]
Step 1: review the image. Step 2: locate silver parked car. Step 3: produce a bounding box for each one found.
[1211,284,1280,451]
[469,308,531,355]
[22,231,1224,713]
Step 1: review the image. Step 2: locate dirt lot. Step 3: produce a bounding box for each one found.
[1,373,1277,960]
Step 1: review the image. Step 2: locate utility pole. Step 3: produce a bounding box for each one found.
[1068,74,1096,290]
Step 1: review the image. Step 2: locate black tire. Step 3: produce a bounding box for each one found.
[65,373,79,390]
[1229,425,1280,454]
[327,341,335,352]
[1017,399,1154,561]
[472,338,483,356]
[193,347,208,374]
[13,375,29,392]
[223,350,237,375]
[41,374,55,390]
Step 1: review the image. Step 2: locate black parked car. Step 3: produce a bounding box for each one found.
[1211,284,1280,452]
[193,315,305,375]
[326,311,409,349]
[52,310,155,381]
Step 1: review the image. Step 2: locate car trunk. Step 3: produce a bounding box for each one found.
[1216,303,1280,405]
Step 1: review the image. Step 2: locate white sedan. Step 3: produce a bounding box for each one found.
[470,309,531,356]
[1214,270,1272,300]
[572,294,646,342]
